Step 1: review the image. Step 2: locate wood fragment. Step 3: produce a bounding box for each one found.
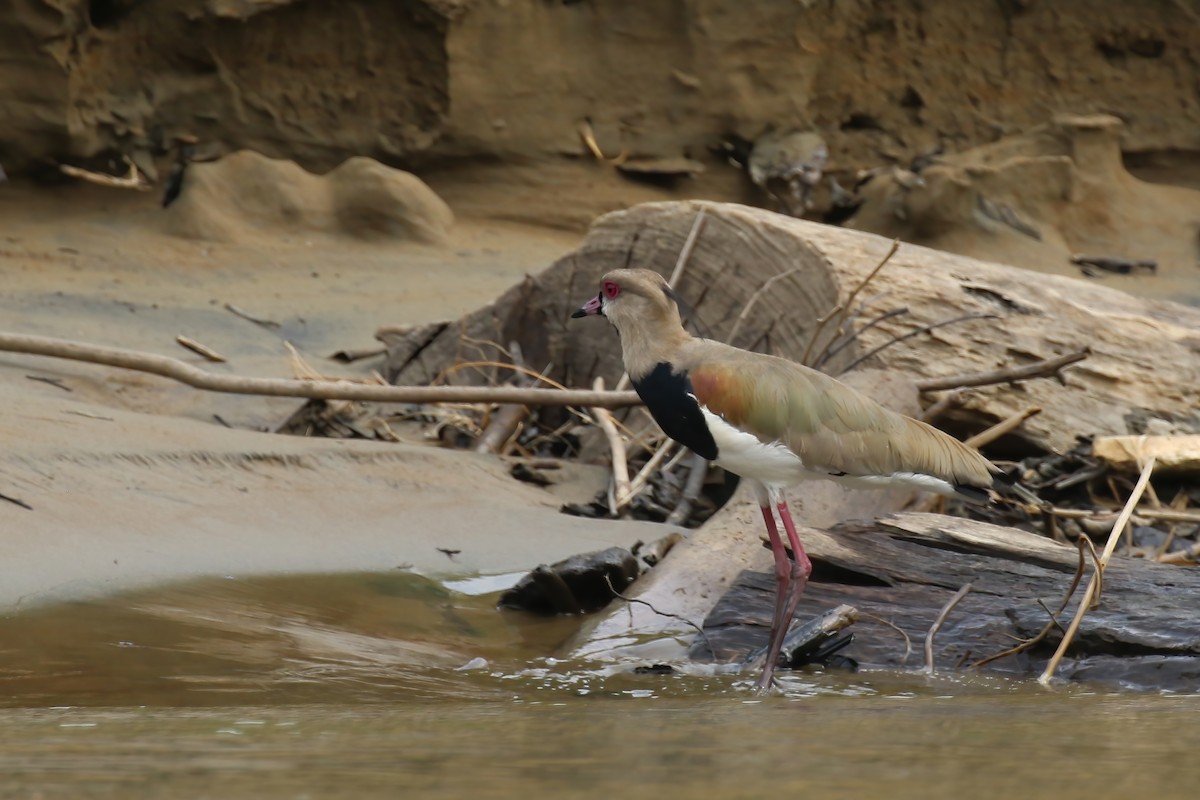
[1093,435,1200,474]
[915,349,1090,392]
[0,331,643,408]
[924,583,972,673]
[1038,457,1156,686]
[175,335,227,363]
[592,377,632,514]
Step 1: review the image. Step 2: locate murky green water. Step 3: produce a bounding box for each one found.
[1,573,1197,798]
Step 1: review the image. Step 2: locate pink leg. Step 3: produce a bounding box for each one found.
[776,499,813,657]
[754,503,793,693]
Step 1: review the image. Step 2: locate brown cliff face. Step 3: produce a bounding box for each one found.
[3,0,1197,175]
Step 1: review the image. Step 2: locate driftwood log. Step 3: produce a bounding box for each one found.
[375,201,1200,686]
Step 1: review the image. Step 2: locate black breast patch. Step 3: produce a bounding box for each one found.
[631,362,718,461]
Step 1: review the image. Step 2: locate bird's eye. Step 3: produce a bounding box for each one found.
[603,280,620,299]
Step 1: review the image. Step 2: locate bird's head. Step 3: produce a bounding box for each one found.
[570,268,684,335]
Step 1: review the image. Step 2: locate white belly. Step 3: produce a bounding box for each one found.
[699,406,959,496]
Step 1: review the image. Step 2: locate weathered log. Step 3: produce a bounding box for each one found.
[381,200,1200,453]
[692,512,1200,689]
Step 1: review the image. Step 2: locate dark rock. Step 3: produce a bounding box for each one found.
[498,546,640,615]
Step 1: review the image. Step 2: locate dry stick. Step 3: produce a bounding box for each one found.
[963,406,1042,449]
[592,377,632,514]
[614,209,708,393]
[1042,506,1200,525]
[726,267,802,345]
[1037,456,1157,686]
[805,239,901,366]
[923,583,973,673]
[916,350,1090,392]
[175,335,227,363]
[0,332,643,409]
[474,343,535,455]
[837,312,999,375]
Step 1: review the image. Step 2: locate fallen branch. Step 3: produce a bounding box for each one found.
[916,350,1089,392]
[924,583,972,673]
[964,406,1042,449]
[1038,456,1157,686]
[0,331,643,408]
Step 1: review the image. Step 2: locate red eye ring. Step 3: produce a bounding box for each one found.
[602,280,620,299]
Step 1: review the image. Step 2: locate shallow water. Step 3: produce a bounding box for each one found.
[1,573,1197,798]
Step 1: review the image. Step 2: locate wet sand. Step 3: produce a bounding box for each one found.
[0,181,669,610]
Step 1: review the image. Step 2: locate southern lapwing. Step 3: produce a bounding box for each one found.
[572,268,998,692]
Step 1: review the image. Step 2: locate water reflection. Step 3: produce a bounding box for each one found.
[0,573,1196,797]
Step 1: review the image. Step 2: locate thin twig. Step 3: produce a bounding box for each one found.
[860,612,914,665]
[805,239,900,366]
[970,537,1092,669]
[0,491,33,510]
[668,209,708,287]
[592,377,632,513]
[603,573,713,657]
[25,375,72,392]
[814,307,909,369]
[1038,457,1157,686]
[799,303,844,366]
[916,350,1090,392]
[0,331,643,408]
[963,406,1042,449]
[837,313,999,375]
[924,583,972,673]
